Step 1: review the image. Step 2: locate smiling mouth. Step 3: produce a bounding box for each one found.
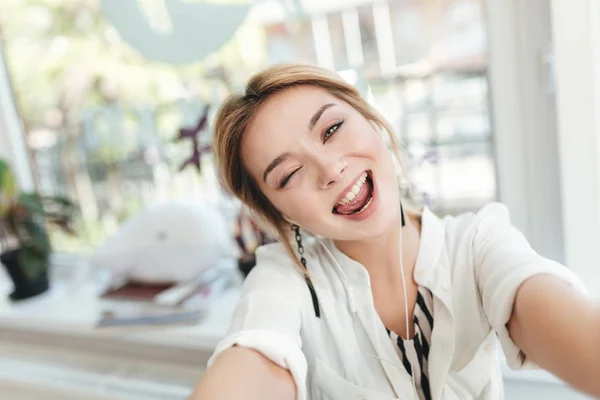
[333,171,374,216]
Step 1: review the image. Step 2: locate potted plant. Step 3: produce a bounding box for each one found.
[0,159,77,301]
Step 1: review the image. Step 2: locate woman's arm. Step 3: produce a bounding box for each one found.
[191,346,296,400]
[508,274,600,397]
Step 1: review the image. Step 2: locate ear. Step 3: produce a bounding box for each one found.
[283,215,298,226]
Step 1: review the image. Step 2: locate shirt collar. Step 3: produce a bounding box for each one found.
[321,206,447,289]
[321,206,453,309]
[322,238,371,286]
[413,207,445,286]
[414,206,453,315]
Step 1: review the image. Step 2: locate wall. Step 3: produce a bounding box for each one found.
[551,0,600,294]
[485,0,565,264]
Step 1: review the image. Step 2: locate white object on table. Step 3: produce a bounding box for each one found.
[91,201,237,284]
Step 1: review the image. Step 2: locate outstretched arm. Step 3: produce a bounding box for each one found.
[507,274,600,398]
[191,346,296,400]
[472,203,599,396]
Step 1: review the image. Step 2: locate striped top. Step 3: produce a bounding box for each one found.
[386,286,434,400]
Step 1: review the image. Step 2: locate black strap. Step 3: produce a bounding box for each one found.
[305,276,320,318]
[401,202,406,227]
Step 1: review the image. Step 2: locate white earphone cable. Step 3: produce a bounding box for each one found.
[316,208,419,398]
[399,214,419,397]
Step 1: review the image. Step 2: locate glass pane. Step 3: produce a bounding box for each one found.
[402,79,431,113]
[389,1,429,66]
[369,81,402,135]
[404,112,433,142]
[265,20,317,65]
[432,74,488,109]
[436,109,490,140]
[328,14,349,70]
[430,0,487,64]
[436,142,496,212]
[357,6,380,76]
[406,143,439,207]
[431,73,489,141]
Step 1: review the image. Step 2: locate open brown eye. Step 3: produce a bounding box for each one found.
[323,120,344,143]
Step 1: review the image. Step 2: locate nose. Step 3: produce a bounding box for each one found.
[317,158,347,190]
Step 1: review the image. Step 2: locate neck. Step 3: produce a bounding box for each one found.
[333,210,421,284]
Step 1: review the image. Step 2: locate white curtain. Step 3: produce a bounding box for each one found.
[0,38,34,192]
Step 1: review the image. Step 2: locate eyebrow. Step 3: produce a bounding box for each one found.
[263,152,291,183]
[308,103,336,131]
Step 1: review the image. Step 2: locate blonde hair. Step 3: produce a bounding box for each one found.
[213,63,406,277]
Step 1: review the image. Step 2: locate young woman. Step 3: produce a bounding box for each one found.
[193,64,600,400]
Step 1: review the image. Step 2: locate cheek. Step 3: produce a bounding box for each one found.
[348,132,391,175]
[346,120,386,154]
[269,190,326,227]
[350,122,398,179]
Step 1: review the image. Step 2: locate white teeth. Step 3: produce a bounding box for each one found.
[356,195,373,214]
[337,172,369,206]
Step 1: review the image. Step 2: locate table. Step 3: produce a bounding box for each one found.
[0,262,240,400]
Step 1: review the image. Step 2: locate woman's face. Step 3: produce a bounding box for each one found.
[242,85,400,241]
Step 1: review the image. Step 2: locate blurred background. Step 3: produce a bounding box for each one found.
[2,0,496,253]
[0,0,598,399]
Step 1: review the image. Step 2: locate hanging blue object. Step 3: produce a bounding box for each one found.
[99,0,250,65]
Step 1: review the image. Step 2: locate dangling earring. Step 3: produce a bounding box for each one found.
[291,224,307,268]
[290,224,321,318]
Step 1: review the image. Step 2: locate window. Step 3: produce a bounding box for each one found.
[357,6,380,77]
[328,14,349,70]
[265,21,318,65]
[356,0,492,215]
[389,1,428,66]
[431,0,487,65]
[260,0,495,216]
[2,0,495,252]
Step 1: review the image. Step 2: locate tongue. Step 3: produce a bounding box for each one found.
[336,180,372,215]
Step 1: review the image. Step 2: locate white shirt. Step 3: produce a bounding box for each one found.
[387,286,435,400]
[208,203,587,400]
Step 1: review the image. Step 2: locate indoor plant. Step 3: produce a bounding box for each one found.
[0,159,77,300]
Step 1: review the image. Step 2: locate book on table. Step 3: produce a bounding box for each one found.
[97,261,233,328]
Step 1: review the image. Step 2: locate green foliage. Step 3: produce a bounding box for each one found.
[0,160,17,214]
[0,160,77,278]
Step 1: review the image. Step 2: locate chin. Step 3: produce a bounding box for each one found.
[354,205,400,238]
